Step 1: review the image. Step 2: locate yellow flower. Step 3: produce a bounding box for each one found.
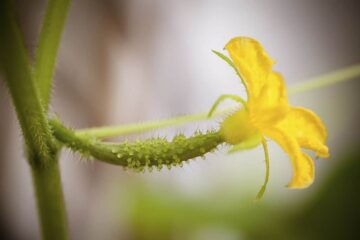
[210,37,329,198]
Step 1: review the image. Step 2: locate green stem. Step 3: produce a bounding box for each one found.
[75,108,232,139]
[288,63,360,95]
[31,157,68,240]
[34,0,71,109]
[0,1,69,239]
[212,50,250,98]
[73,63,360,139]
[0,0,55,166]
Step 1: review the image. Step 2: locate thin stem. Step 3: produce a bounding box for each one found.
[288,63,360,95]
[0,1,69,239]
[34,0,71,109]
[256,139,270,201]
[207,94,247,118]
[212,50,250,97]
[73,63,360,139]
[75,108,233,139]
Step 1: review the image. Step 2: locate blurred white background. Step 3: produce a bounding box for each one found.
[1,0,359,239]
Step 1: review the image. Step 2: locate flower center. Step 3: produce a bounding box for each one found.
[220,109,260,145]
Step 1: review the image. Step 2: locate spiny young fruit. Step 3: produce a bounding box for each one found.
[50,119,224,171]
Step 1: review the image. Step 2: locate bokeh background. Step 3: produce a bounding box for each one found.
[1,0,360,239]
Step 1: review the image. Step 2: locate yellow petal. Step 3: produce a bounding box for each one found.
[262,127,315,188]
[275,107,329,158]
[252,72,287,109]
[249,72,289,127]
[288,153,314,188]
[225,37,289,126]
[225,37,274,98]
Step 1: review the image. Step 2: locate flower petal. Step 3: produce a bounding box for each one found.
[225,37,289,126]
[249,72,289,127]
[225,37,274,98]
[262,127,315,188]
[275,107,329,158]
[253,72,287,108]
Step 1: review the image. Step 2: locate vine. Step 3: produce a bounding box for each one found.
[0,0,359,239]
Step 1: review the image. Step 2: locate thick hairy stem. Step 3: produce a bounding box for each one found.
[31,155,68,240]
[0,0,56,166]
[0,1,69,239]
[51,119,224,170]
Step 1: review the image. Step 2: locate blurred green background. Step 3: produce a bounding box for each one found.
[120,150,360,240]
[0,0,359,239]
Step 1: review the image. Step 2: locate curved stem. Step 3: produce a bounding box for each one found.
[255,139,270,201]
[207,94,247,118]
[212,50,250,97]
